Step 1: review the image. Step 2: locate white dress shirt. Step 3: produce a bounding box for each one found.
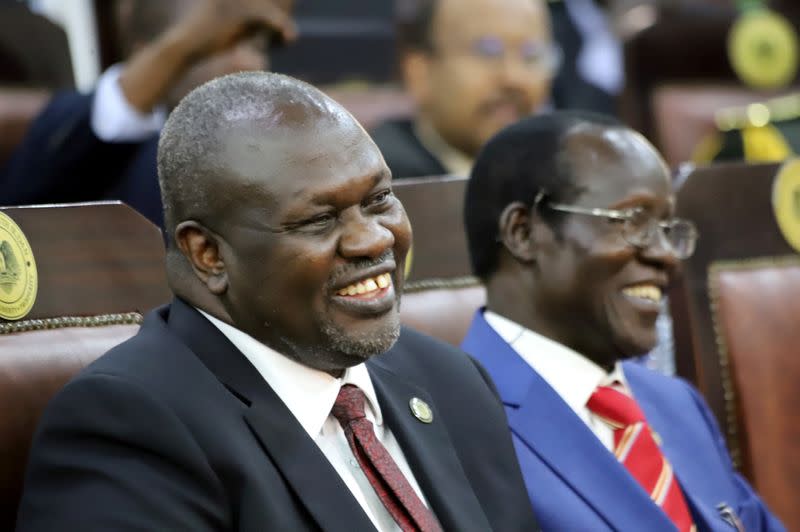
[484,310,628,451]
[198,310,430,532]
[90,64,167,142]
[564,0,624,95]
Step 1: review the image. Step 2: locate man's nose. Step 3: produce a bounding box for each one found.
[500,55,536,90]
[339,213,395,259]
[640,229,679,270]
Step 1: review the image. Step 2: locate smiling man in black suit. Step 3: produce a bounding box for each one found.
[15,71,538,532]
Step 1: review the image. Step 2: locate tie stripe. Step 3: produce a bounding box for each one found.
[588,385,695,532]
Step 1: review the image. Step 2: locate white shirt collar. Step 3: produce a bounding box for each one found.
[197,309,383,437]
[483,310,628,414]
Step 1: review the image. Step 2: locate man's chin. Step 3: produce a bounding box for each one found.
[615,329,658,361]
[322,315,401,362]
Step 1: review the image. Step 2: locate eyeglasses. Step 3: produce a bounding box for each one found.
[446,36,562,75]
[534,191,699,260]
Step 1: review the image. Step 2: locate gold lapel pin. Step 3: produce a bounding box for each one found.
[409,397,433,423]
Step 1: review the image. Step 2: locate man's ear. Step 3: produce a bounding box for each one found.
[498,202,539,264]
[175,221,229,295]
[401,51,432,104]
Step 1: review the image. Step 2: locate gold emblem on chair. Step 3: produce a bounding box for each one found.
[728,8,799,89]
[772,158,800,253]
[0,212,37,320]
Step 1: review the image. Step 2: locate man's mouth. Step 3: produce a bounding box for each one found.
[335,273,393,297]
[621,283,662,303]
[330,271,397,317]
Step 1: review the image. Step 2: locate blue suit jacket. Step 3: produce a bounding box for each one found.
[462,310,784,532]
[0,90,164,227]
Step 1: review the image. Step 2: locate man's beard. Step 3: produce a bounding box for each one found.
[320,309,402,362]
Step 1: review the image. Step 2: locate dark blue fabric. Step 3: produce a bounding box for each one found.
[0,90,164,228]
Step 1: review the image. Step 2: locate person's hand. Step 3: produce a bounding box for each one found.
[118,0,296,113]
[172,0,297,60]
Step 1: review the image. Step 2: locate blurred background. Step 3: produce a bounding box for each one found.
[2,1,800,526]
[2,0,800,171]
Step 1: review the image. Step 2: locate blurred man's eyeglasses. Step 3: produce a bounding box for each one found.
[466,36,562,75]
[534,191,698,260]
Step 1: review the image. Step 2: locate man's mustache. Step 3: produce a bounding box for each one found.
[327,250,396,288]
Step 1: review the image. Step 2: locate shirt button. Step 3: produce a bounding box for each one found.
[349,459,359,468]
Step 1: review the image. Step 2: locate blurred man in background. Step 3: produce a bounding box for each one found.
[371,0,559,179]
[0,0,295,227]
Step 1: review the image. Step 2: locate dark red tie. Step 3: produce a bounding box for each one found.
[331,384,442,532]
[587,385,696,532]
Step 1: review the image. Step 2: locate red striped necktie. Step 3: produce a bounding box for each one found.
[331,384,442,532]
[587,384,696,532]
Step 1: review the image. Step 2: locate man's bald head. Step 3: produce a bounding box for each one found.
[157,71,361,244]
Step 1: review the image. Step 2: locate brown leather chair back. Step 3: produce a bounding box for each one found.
[0,202,170,528]
[708,258,800,530]
[670,162,798,528]
[393,176,485,346]
[0,3,74,167]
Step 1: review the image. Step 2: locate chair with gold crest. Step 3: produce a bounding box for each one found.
[670,160,800,529]
[0,202,170,528]
[622,0,800,168]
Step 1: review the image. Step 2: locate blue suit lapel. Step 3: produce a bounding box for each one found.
[625,363,726,531]
[463,311,676,531]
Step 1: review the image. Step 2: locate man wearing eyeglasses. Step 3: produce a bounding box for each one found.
[371,0,559,179]
[460,111,785,531]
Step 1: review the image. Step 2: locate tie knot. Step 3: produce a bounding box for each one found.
[586,384,646,427]
[331,384,367,426]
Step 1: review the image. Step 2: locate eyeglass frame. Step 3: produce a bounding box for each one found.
[532,190,699,259]
[433,36,563,76]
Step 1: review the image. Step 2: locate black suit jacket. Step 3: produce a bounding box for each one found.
[16,298,539,531]
[0,90,164,227]
[370,119,448,180]
[547,0,618,115]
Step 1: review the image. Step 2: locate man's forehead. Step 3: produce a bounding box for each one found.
[217,117,383,197]
[563,126,670,196]
[436,0,548,39]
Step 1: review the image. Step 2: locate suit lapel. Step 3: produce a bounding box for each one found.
[166,299,375,532]
[367,359,491,532]
[463,311,676,531]
[625,364,724,531]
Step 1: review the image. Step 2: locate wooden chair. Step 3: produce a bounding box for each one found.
[671,162,799,529]
[0,202,170,528]
[393,176,485,347]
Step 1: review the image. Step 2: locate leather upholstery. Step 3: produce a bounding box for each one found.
[401,285,486,347]
[394,177,485,347]
[0,324,141,523]
[0,203,169,528]
[709,259,800,530]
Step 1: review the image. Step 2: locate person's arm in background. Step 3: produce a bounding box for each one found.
[0,0,295,207]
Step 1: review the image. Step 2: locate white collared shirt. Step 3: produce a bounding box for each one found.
[198,310,429,532]
[484,310,628,451]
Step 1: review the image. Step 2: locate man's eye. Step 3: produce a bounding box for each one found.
[369,190,394,206]
[305,213,336,228]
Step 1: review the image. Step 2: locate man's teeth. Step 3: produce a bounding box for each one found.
[337,273,392,296]
[622,284,662,302]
